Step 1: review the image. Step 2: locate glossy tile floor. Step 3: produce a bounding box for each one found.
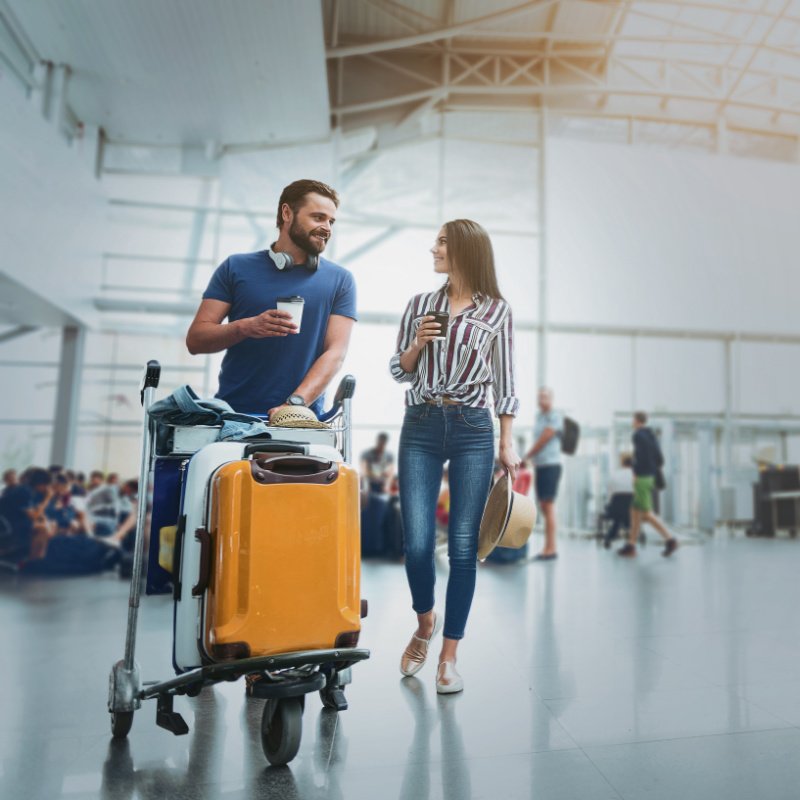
[2,535,800,800]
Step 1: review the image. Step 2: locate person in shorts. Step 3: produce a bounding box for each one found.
[526,387,563,561]
[619,411,678,558]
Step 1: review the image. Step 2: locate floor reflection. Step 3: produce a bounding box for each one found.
[398,677,471,800]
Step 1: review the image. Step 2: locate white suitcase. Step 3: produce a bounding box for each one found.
[171,433,344,673]
[172,442,247,672]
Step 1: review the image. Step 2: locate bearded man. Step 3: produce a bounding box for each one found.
[186,179,357,418]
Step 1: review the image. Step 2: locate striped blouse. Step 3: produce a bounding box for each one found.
[389,286,519,417]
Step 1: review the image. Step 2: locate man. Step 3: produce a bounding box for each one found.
[603,453,634,548]
[186,179,357,419]
[525,387,563,561]
[86,471,120,537]
[360,432,394,494]
[1,469,17,498]
[0,468,54,561]
[619,412,678,558]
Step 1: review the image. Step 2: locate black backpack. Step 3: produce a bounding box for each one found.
[561,416,580,455]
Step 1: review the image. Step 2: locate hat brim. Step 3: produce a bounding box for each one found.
[477,475,513,561]
[269,418,330,430]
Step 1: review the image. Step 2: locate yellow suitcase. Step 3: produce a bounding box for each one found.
[196,452,362,661]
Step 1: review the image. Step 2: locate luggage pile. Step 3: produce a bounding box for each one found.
[108,362,369,766]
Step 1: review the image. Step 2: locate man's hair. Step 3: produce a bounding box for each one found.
[90,470,104,481]
[443,219,503,300]
[276,179,339,229]
[634,411,648,425]
[2,468,16,482]
[377,432,389,442]
[26,468,51,488]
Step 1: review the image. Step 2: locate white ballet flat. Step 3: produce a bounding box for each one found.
[436,660,464,694]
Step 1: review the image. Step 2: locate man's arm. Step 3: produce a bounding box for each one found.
[525,427,556,461]
[186,298,297,355]
[269,314,355,415]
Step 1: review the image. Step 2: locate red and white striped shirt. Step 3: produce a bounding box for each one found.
[389,287,519,417]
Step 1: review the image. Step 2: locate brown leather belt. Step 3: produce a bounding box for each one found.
[425,396,460,406]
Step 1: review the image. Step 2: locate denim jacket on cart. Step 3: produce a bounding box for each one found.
[148,385,270,443]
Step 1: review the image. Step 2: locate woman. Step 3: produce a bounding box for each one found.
[389,219,520,694]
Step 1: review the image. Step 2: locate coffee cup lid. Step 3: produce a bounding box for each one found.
[277,296,304,302]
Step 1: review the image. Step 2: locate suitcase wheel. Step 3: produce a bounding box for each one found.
[110,710,134,739]
[261,697,303,767]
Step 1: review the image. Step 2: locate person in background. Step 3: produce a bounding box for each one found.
[619,411,678,558]
[360,432,395,494]
[2,469,18,498]
[603,453,634,549]
[72,472,87,496]
[110,480,140,550]
[46,474,87,537]
[86,472,120,537]
[1,468,55,560]
[525,387,564,561]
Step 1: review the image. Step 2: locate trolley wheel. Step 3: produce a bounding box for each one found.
[320,683,348,711]
[110,710,134,739]
[261,698,303,767]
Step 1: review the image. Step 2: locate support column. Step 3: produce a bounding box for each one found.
[660,419,676,525]
[50,325,85,467]
[536,108,548,388]
[697,424,715,532]
[723,338,734,484]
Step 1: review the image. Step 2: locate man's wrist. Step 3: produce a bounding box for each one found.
[233,318,250,341]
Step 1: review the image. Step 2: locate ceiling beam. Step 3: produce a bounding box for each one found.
[327,0,561,58]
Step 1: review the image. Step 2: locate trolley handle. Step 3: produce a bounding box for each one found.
[140,360,161,406]
[319,374,356,423]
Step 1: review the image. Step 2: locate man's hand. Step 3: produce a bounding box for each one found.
[267,404,289,421]
[241,309,298,339]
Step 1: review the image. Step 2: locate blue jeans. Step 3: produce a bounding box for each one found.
[398,404,495,640]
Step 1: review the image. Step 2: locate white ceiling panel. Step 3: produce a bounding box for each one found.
[7,0,331,145]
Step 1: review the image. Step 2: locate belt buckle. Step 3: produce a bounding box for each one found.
[434,395,444,407]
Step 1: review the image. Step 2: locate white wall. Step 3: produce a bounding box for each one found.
[0,80,105,326]
[548,138,800,333]
[547,139,800,424]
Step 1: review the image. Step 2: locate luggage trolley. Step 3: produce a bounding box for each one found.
[108,361,369,766]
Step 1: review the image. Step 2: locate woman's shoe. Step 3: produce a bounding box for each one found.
[436,660,464,694]
[400,612,442,677]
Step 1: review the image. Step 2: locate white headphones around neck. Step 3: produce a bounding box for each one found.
[268,244,319,272]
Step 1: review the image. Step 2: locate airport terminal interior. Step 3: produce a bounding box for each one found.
[2,1,800,798]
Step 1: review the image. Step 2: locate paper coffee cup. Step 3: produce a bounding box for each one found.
[277,296,304,332]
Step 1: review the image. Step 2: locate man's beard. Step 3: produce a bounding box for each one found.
[289,219,328,256]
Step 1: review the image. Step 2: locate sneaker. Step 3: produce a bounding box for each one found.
[662,538,679,557]
[618,543,637,558]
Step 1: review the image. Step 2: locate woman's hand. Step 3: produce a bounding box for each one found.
[412,316,443,349]
[499,440,521,482]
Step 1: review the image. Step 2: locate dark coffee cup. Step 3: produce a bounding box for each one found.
[428,311,449,340]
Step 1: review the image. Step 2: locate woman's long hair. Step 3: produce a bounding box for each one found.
[443,219,504,300]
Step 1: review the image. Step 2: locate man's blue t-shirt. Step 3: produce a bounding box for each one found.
[203,251,357,415]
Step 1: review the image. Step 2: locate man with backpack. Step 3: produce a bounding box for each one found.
[619,411,679,558]
[525,387,564,561]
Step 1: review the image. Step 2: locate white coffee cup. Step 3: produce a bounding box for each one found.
[277,296,305,332]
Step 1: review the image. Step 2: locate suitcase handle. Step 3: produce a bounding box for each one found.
[192,527,211,597]
[243,440,307,457]
[250,455,339,485]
